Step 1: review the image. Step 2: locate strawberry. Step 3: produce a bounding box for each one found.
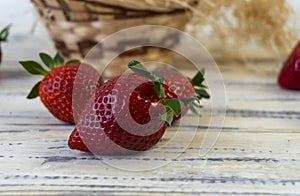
[0,24,11,64]
[68,128,90,152]
[278,41,300,90]
[160,69,195,99]
[159,68,210,121]
[19,52,103,123]
[68,61,192,154]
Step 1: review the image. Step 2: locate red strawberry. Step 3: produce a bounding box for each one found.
[19,52,103,123]
[68,128,90,152]
[159,68,210,121]
[160,69,195,99]
[68,61,187,154]
[278,41,300,90]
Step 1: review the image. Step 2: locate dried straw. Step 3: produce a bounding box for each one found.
[170,0,297,56]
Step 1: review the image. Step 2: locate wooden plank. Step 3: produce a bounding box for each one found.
[0,130,299,194]
[0,34,300,195]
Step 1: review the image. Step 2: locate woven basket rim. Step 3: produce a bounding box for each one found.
[32,0,191,13]
[71,0,190,13]
[34,5,187,16]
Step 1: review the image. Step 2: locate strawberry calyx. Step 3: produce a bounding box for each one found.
[19,52,80,99]
[189,69,210,113]
[190,69,210,99]
[128,60,195,126]
[0,24,11,43]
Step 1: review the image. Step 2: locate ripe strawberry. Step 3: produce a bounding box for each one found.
[160,69,195,99]
[0,24,11,64]
[159,68,210,121]
[278,41,300,90]
[19,52,103,123]
[68,128,90,152]
[68,61,188,154]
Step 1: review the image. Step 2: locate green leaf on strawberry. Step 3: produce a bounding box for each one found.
[39,53,54,69]
[153,81,165,99]
[189,68,210,111]
[195,88,210,99]
[19,60,48,76]
[53,52,65,66]
[152,71,165,83]
[128,60,154,80]
[26,81,41,99]
[191,68,205,86]
[0,24,11,42]
[163,98,184,116]
[181,97,196,105]
[160,106,174,126]
[66,59,80,65]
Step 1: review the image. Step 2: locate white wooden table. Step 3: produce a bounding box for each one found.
[0,31,300,195]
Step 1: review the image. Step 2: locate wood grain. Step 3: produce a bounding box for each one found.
[0,34,299,195]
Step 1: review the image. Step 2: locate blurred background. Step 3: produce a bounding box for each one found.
[1,0,299,36]
[1,0,300,76]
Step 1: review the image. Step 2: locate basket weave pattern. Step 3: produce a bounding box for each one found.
[32,0,192,59]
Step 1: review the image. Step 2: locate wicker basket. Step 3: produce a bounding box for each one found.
[31,0,194,77]
[88,0,197,12]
